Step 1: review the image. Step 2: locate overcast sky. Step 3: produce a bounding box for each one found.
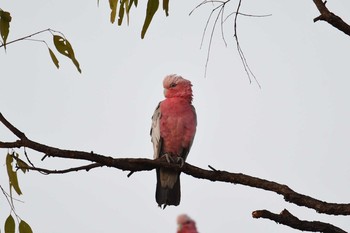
[1,1,350,232]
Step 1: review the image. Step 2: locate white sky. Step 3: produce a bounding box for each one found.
[1,0,350,232]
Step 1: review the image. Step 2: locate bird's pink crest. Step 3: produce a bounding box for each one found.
[177,214,198,233]
[163,74,193,101]
[177,214,193,225]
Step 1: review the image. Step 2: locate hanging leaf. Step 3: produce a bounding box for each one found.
[118,1,125,26]
[18,220,33,233]
[4,214,15,233]
[53,35,81,73]
[141,0,159,39]
[48,47,59,69]
[163,0,169,16]
[126,0,137,25]
[6,153,22,195]
[16,157,29,174]
[0,9,12,50]
[109,0,118,23]
[128,0,138,12]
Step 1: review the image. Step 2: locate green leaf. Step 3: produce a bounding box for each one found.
[118,1,125,26]
[163,0,169,16]
[0,10,12,50]
[129,0,138,11]
[6,153,22,195]
[109,0,118,23]
[19,220,33,233]
[16,158,29,174]
[141,0,159,39]
[53,35,81,73]
[4,214,15,233]
[48,47,59,69]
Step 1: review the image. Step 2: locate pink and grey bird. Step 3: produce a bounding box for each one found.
[150,74,197,208]
[177,214,199,233]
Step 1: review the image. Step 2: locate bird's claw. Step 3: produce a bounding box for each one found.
[164,153,174,163]
[176,157,185,168]
[163,154,184,167]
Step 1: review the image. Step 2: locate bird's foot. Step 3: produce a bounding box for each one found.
[175,157,185,168]
[164,153,174,163]
[162,154,184,167]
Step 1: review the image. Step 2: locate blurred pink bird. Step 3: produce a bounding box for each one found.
[177,214,199,233]
[151,74,197,208]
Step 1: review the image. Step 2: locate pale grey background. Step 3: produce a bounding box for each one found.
[1,1,350,232]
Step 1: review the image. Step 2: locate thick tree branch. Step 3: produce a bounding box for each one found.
[313,0,350,36]
[0,113,26,139]
[1,112,350,216]
[252,209,346,233]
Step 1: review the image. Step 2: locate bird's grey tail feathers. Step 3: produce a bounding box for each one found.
[156,169,180,208]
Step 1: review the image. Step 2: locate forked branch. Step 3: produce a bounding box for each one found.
[313,0,350,36]
[0,112,349,232]
[253,209,346,233]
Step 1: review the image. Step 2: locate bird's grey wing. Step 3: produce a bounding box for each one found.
[150,102,162,159]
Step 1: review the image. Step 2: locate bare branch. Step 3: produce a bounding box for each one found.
[17,163,103,175]
[191,0,262,87]
[0,113,26,139]
[233,0,261,88]
[0,28,51,48]
[252,209,346,233]
[313,0,350,36]
[1,112,350,217]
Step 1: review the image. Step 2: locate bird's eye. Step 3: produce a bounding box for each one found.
[169,83,177,88]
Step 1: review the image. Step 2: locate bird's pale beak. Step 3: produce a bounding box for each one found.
[163,88,167,97]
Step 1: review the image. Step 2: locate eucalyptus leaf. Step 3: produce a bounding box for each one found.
[16,158,29,174]
[19,220,33,233]
[109,0,118,23]
[53,35,81,73]
[118,1,125,26]
[4,214,15,233]
[48,48,59,69]
[6,153,22,195]
[128,0,137,12]
[141,0,159,39]
[163,0,169,16]
[0,10,12,50]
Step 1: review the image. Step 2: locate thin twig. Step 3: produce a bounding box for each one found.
[204,4,225,77]
[0,185,21,222]
[17,163,103,175]
[191,0,263,86]
[224,12,272,22]
[0,28,50,48]
[233,0,261,88]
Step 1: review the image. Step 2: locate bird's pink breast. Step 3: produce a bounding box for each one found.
[159,98,196,157]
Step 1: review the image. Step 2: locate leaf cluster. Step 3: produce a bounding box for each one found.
[3,152,33,233]
[0,8,81,73]
[107,0,169,38]
[5,215,33,233]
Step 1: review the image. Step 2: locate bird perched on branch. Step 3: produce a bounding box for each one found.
[151,74,197,208]
[177,214,199,233]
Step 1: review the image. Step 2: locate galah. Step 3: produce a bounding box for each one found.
[150,74,197,208]
[177,214,199,233]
